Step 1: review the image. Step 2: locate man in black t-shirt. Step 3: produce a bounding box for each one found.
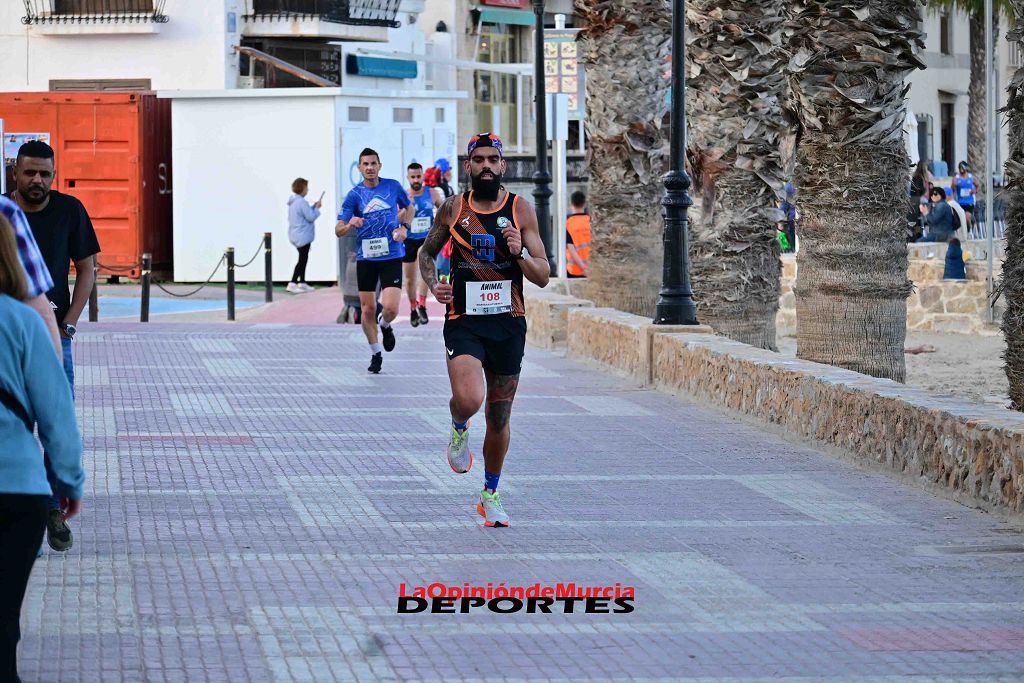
[12,140,100,552]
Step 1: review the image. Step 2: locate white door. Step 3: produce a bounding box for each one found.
[433,127,453,165]
[402,129,424,167]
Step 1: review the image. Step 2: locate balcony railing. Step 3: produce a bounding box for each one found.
[243,0,400,28]
[22,0,169,23]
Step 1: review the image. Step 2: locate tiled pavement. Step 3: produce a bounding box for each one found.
[19,320,1024,682]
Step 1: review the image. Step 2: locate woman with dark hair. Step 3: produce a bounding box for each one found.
[0,213,85,682]
[918,186,955,242]
[287,177,321,293]
[910,159,932,201]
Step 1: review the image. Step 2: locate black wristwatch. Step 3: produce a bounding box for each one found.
[62,323,76,339]
[399,223,410,230]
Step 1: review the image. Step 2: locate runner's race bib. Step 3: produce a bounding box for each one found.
[466,280,512,315]
[959,188,970,199]
[362,237,390,258]
[413,217,431,233]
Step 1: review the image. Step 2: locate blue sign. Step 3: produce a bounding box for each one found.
[345,55,417,80]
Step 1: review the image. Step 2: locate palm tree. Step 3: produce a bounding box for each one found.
[1003,0,1024,409]
[930,0,1012,195]
[687,1,793,350]
[786,0,926,382]
[574,0,671,316]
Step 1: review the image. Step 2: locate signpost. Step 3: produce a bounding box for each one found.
[542,16,583,279]
[547,94,570,278]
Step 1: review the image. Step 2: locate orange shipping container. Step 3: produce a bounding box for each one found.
[0,92,172,278]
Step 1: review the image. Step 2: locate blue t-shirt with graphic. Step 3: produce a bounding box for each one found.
[408,189,435,239]
[339,178,411,261]
[952,174,975,207]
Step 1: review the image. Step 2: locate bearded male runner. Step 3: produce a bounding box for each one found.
[417,134,550,527]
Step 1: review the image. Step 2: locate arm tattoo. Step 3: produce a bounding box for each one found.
[418,196,456,290]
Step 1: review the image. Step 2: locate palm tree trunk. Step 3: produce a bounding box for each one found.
[687,1,792,350]
[1003,1,1024,410]
[967,11,985,179]
[575,0,670,316]
[786,1,925,383]
[967,10,998,197]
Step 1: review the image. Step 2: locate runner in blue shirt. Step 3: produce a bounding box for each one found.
[404,162,443,328]
[335,148,413,374]
[952,161,976,233]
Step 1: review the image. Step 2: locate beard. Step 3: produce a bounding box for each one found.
[470,171,501,201]
[18,186,49,206]
[411,182,423,192]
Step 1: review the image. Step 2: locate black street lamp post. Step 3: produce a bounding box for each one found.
[531,0,556,275]
[653,0,699,325]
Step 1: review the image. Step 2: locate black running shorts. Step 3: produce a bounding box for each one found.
[443,316,527,376]
[356,258,403,292]
[402,238,425,263]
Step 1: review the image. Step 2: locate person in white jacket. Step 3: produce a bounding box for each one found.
[287,178,321,293]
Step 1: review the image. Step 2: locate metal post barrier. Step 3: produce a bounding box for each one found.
[264,232,273,303]
[88,264,98,322]
[227,247,236,321]
[140,253,152,323]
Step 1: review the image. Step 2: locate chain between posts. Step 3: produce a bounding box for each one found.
[152,254,227,298]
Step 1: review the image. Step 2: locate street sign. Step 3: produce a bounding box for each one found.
[543,28,585,120]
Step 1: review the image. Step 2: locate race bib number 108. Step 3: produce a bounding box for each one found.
[466,280,512,315]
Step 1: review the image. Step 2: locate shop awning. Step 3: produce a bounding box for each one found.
[477,7,535,26]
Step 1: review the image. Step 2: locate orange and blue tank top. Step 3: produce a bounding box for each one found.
[446,191,525,320]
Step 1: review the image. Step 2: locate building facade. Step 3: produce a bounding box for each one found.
[0,0,465,283]
[0,1,469,92]
[906,7,1013,179]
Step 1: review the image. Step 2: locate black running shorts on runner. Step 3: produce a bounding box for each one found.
[402,238,425,263]
[443,316,528,376]
[356,258,403,292]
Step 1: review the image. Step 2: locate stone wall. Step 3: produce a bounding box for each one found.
[525,286,1024,516]
[777,247,1002,336]
[651,331,1024,514]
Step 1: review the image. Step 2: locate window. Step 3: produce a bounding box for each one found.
[435,107,445,123]
[241,38,341,87]
[50,79,152,91]
[474,23,523,148]
[348,106,370,122]
[393,107,413,123]
[939,12,952,55]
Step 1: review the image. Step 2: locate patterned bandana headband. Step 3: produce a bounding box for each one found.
[467,133,503,157]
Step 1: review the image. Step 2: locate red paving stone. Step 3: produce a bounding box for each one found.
[247,286,448,326]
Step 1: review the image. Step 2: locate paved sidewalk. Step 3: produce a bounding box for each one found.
[19,319,1024,682]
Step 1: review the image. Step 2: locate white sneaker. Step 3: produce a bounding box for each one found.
[477,489,510,528]
[298,283,315,292]
[286,282,301,293]
[446,425,473,474]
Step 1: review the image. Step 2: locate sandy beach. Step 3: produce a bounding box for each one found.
[777,330,1010,409]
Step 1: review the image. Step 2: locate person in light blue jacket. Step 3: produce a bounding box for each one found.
[0,213,85,682]
[287,177,322,293]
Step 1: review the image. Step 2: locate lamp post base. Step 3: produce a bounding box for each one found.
[654,297,699,326]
